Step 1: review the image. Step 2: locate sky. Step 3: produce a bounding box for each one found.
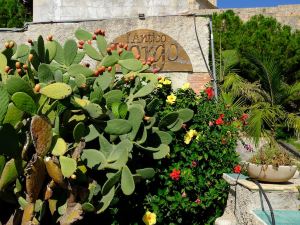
[218,0,300,8]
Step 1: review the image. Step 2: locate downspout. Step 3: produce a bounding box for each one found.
[209,17,218,100]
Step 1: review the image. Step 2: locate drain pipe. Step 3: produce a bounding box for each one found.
[209,17,218,100]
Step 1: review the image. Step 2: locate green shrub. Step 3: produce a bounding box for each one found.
[84,81,242,225]
[213,11,300,83]
[0,0,32,28]
[142,82,242,225]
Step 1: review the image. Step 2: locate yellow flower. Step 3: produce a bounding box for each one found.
[182,83,190,90]
[163,79,172,85]
[166,93,176,105]
[158,77,165,84]
[184,133,193,144]
[143,211,157,225]
[184,129,198,144]
[157,84,163,88]
[188,129,198,137]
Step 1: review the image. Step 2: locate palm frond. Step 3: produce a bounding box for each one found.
[243,53,283,105]
[223,72,267,103]
[246,103,283,144]
[216,50,240,82]
[221,92,246,111]
[284,82,300,103]
[285,113,300,137]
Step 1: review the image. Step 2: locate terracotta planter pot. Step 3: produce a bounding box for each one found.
[247,163,297,183]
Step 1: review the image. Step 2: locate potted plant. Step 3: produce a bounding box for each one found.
[246,143,297,182]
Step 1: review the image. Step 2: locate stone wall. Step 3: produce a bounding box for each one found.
[33,0,215,22]
[0,16,212,92]
[194,4,300,30]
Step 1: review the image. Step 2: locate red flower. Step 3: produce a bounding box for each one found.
[215,117,224,125]
[220,114,225,119]
[170,169,181,181]
[241,113,248,121]
[192,161,197,167]
[221,138,227,145]
[195,198,201,204]
[233,165,241,174]
[205,87,214,100]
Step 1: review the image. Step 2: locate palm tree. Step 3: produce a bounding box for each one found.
[218,51,300,144]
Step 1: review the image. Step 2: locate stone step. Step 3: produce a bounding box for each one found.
[253,210,300,225]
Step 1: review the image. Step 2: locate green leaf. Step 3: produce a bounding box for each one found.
[0,124,20,157]
[73,122,86,142]
[136,168,155,179]
[6,76,34,97]
[101,55,118,67]
[53,70,63,82]
[13,44,29,59]
[155,131,172,145]
[121,166,135,195]
[51,137,68,156]
[111,102,120,118]
[153,144,170,159]
[59,156,77,178]
[104,119,132,135]
[38,64,55,83]
[30,49,41,71]
[90,87,103,103]
[84,124,100,142]
[107,139,133,162]
[82,203,95,212]
[37,35,45,62]
[84,103,103,118]
[75,28,93,41]
[158,112,179,130]
[99,134,113,158]
[11,92,37,115]
[97,186,115,214]
[133,83,156,99]
[0,159,24,191]
[101,171,121,195]
[93,72,113,91]
[40,83,72,100]
[64,39,77,66]
[73,51,85,64]
[0,85,9,124]
[119,103,128,119]
[146,98,160,116]
[177,108,194,123]
[84,43,102,60]
[81,149,106,169]
[169,118,183,132]
[0,156,6,177]
[73,73,86,87]
[53,41,64,64]
[120,51,134,60]
[103,90,123,107]
[118,59,143,71]
[45,41,57,62]
[68,64,94,77]
[128,105,144,140]
[18,196,28,209]
[0,53,7,72]
[96,35,107,57]
[3,103,24,126]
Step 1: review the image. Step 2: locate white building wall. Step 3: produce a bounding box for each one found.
[33,0,213,22]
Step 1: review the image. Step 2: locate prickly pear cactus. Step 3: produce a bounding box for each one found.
[0,28,194,224]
